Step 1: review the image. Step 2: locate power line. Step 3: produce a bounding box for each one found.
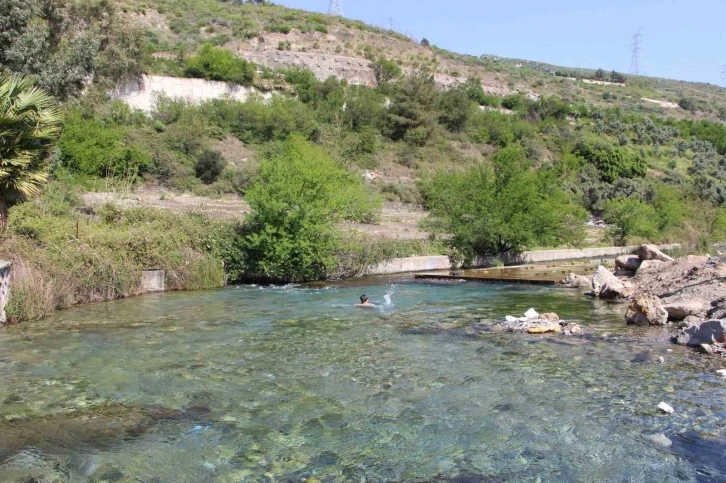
[328,0,344,17]
[630,28,643,76]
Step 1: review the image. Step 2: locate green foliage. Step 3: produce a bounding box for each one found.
[225,135,380,282]
[422,145,586,263]
[184,44,256,85]
[370,56,402,84]
[385,70,439,144]
[574,141,646,183]
[58,112,150,178]
[603,197,657,245]
[438,87,475,132]
[0,0,143,99]
[0,72,62,214]
[195,149,226,184]
[463,78,500,107]
[283,68,320,103]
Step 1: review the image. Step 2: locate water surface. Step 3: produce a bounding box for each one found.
[1,278,725,482]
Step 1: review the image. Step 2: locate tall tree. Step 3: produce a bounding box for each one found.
[0,73,62,229]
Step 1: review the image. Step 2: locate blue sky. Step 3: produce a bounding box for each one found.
[280,0,725,85]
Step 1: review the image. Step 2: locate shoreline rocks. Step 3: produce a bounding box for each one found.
[626,293,668,325]
[639,244,675,263]
[497,310,582,336]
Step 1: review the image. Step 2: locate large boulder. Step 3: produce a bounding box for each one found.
[674,320,726,346]
[560,272,592,289]
[662,300,705,321]
[626,293,668,325]
[615,255,642,272]
[592,266,634,299]
[637,259,666,274]
[638,244,674,262]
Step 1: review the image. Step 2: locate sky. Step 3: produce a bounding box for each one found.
[279,0,726,86]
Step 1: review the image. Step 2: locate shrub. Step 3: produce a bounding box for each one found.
[603,197,657,245]
[184,44,256,85]
[370,56,402,84]
[438,87,475,132]
[195,149,226,184]
[59,112,150,178]
[422,145,586,263]
[573,141,647,183]
[315,25,328,34]
[224,135,380,282]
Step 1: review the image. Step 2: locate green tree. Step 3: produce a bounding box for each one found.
[385,70,439,144]
[195,149,226,184]
[438,87,475,132]
[370,56,402,84]
[603,197,657,245]
[0,73,62,229]
[228,135,380,282]
[422,145,586,264]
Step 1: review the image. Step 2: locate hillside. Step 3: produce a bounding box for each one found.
[4,0,726,322]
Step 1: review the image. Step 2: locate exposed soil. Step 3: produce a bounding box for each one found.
[81,189,431,240]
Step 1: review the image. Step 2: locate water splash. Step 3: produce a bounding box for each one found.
[383,284,397,307]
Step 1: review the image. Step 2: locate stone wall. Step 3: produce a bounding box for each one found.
[0,261,10,324]
[141,270,166,293]
[112,75,272,112]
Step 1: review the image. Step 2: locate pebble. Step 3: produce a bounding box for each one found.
[646,433,672,447]
[658,356,665,364]
[716,369,726,377]
[658,402,675,414]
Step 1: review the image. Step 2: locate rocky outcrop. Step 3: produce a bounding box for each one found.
[674,320,726,346]
[616,255,641,272]
[626,293,668,325]
[662,300,704,321]
[638,244,674,262]
[592,265,634,299]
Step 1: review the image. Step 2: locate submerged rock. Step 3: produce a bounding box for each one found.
[626,293,668,325]
[674,320,726,347]
[658,402,675,414]
[560,273,592,289]
[647,433,673,447]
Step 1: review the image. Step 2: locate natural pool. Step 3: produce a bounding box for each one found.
[1,278,726,482]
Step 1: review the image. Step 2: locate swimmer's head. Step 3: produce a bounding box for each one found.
[360,294,368,303]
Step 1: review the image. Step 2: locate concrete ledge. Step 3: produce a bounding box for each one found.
[362,244,681,276]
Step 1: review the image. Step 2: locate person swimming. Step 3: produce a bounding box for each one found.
[355,294,376,308]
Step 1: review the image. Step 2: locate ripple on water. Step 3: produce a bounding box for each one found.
[0,279,724,481]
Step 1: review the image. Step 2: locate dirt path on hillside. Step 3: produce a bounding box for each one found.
[81,189,431,240]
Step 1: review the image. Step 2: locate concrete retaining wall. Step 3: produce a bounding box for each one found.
[363,244,681,276]
[0,260,10,324]
[141,270,166,293]
[112,75,273,112]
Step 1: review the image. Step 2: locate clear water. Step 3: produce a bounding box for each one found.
[1,277,726,482]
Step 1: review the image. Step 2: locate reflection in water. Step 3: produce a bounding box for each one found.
[0,278,725,481]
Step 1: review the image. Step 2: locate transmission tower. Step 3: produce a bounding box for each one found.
[722,64,726,87]
[630,29,643,76]
[328,0,344,17]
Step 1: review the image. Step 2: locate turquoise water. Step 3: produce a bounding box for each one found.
[1,277,726,482]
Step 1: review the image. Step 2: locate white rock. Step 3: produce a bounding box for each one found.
[658,402,674,414]
[658,356,665,364]
[505,315,517,323]
[646,433,672,447]
[716,369,726,377]
[524,308,539,319]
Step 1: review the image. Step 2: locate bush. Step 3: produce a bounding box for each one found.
[371,56,402,84]
[603,197,657,245]
[438,87,475,132]
[573,141,647,183]
[58,112,150,178]
[195,149,226,184]
[421,145,586,263]
[224,135,380,283]
[184,44,256,85]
